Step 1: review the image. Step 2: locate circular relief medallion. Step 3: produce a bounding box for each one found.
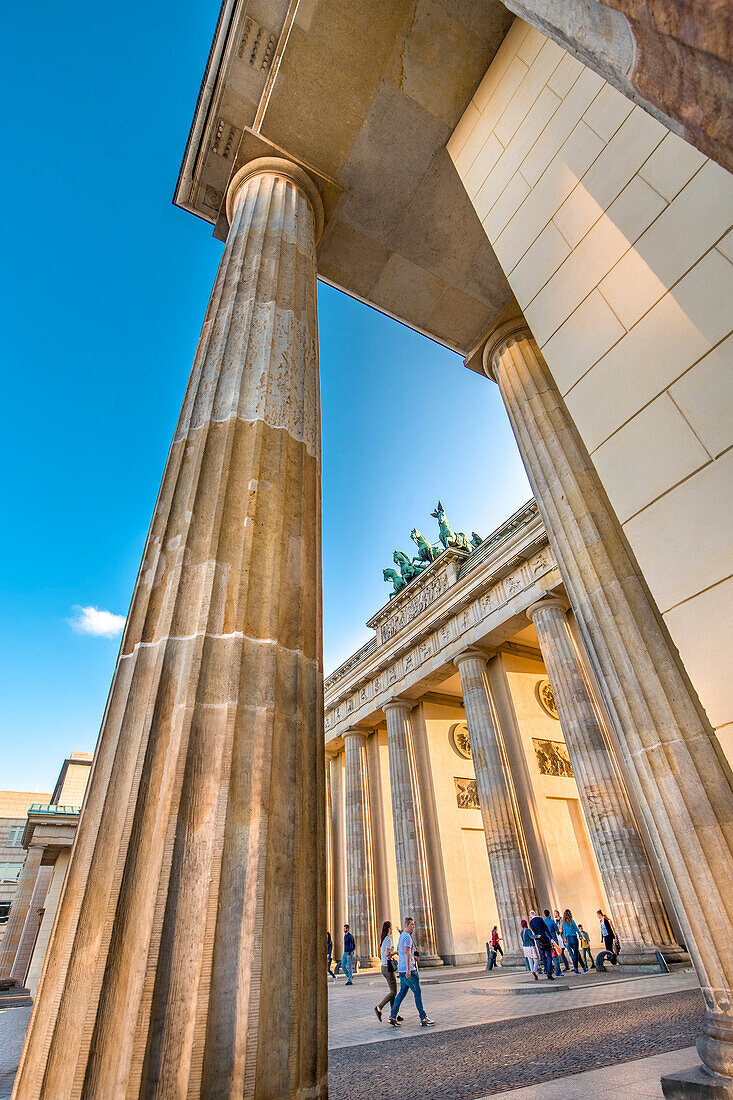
[449,722,472,759]
[536,678,559,719]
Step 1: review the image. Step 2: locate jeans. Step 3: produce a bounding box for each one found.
[539,947,554,978]
[581,945,594,968]
[337,952,353,981]
[553,948,569,976]
[390,972,427,1020]
[566,936,586,971]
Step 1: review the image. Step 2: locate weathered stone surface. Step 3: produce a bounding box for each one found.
[13,160,326,1099]
[343,729,380,967]
[454,648,538,962]
[502,0,733,172]
[384,700,441,964]
[485,316,733,1084]
[527,596,677,958]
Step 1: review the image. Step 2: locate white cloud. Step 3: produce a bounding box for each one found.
[69,605,126,638]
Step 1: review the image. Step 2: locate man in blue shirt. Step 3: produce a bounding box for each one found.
[335,924,356,984]
[388,917,435,1027]
[530,910,557,980]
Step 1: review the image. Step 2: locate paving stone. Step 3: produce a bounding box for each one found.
[328,989,704,1099]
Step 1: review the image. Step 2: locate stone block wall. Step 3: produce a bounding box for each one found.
[448,18,733,753]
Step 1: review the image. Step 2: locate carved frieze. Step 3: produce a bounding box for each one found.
[381,568,451,642]
[533,738,574,778]
[454,777,480,810]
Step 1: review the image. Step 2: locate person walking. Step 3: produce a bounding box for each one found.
[543,909,567,976]
[388,917,435,1027]
[491,926,503,964]
[562,909,587,973]
[335,923,356,984]
[553,909,572,972]
[597,910,616,956]
[529,910,557,980]
[327,931,335,980]
[375,921,403,1022]
[578,924,594,970]
[521,919,539,980]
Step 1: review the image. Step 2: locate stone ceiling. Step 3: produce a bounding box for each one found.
[175,0,515,356]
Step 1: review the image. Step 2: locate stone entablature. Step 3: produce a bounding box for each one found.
[325,503,559,743]
[369,549,466,646]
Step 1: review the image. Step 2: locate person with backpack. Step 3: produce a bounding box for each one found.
[529,910,558,980]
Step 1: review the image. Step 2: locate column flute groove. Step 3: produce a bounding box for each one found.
[384,700,441,965]
[14,157,327,1100]
[527,597,677,961]
[485,318,733,1090]
[455,649,538,962]
[343,729,380,967]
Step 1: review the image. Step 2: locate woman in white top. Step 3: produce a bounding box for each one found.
[375,920,401,1022]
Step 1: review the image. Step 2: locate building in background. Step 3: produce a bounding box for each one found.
[0,793,51,932]
[0,753,91,998]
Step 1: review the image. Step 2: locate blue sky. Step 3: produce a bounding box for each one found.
[0,1,530,791]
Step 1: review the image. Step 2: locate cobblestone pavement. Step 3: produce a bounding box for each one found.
[328,988,704,1099]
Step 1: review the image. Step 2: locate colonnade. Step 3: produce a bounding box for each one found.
[328,613,682,970]
[11,149,733,1099]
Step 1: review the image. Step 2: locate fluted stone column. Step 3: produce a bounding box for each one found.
[455,649,538,963]
[485,318,733,1093]
[0,845,42,980]
[527,597,678,962]
[14,157,326,1100]
[10,865,52,985]
[330,754,347,957]
[384,701,441,966]
[343,729,380,967]
[326,750,335,943]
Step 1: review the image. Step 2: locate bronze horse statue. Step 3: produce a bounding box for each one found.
[431,501,472,552]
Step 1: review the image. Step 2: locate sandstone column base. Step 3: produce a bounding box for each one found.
[662,1068,733,1098]
[416,954,444,968]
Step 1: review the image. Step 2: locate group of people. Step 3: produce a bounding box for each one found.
[326,906,618,1028]
[521,908,617,980]
[326,918,435,1027]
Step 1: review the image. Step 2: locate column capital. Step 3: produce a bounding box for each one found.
[226,156,325,240]
[342,726,369,742]
[383,698,414,716]
[454,647,490,670]
[482,319,533,382]
[525,596,569,622]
